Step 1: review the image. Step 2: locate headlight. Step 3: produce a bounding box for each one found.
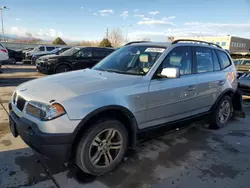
[26,101,66,121]
[48,59,57,63]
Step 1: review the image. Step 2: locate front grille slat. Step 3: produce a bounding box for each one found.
[16,96,26,112]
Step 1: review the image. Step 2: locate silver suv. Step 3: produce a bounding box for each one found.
[9,40,243,175]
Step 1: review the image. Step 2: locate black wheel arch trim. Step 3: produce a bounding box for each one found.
[211,88,235,111]
[72,105,138,148]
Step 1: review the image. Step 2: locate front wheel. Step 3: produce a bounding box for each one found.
[75,119,128,176]
[209,95,233,129]
[55,64,71,73]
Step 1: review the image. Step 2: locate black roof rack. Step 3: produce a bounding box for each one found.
[172,39,222,49]
[124,41,151,46]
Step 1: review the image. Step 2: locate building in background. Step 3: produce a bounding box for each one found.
[173,36,250,54]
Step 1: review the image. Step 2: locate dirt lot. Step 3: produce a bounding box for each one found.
[1,64,250,188]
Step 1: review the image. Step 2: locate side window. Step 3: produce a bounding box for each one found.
[75,48,92,58]
[46,47,55,51]
[92,49,106,57]
[212,50,221,71]
[217,50,231,69]
[195,47,213,73]
[39,46,45,51]
[160,46,192,75]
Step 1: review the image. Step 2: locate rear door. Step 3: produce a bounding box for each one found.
[73,48,93,69]
[193,47,223,112]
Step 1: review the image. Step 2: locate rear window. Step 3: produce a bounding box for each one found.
[216,50,231,69]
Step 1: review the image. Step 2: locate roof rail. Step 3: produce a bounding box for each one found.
[172,39,222,49]
[124,41,150,46]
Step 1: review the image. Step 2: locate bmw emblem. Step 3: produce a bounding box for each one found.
[20,88,27,92]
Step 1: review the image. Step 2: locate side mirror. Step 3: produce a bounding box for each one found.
[160,67,180,78]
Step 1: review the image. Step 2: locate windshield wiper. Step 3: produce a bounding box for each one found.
[96,68,142,76]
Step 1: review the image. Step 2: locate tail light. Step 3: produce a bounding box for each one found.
[1,49,7,53]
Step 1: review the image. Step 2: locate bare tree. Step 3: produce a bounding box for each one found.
[108,28,124,47]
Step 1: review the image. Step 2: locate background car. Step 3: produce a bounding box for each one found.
[31,47,71,64]
[7,48,23,64]
[36,47,114,74]
[238,72,250,96]
[0,42,9,65]
[236,59,250,72]
[23,45,63,63]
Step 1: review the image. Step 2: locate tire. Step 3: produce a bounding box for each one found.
[75,119,128,176]
[209,95,233,129]
[9,58,16,64]
[55,64,71,73]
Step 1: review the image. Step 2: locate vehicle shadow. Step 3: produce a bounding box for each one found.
[0,147,58,188]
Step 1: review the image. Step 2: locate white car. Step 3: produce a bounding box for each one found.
[0,42,9,64]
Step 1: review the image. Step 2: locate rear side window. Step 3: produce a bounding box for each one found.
[217,50,231,69]
[195,47,213,73]
[46,47,56,51]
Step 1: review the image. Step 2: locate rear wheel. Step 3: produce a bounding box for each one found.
[209,95,233,129]
[55,64,71,73]
[9,58,16,64]
[75,119,128,176]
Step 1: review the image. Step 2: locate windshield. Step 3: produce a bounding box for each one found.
[49,48,60,54]
[60,47,80,56]
[93,45,166,75]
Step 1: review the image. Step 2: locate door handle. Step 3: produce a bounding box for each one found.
[186,85,196,91]
[218,80,225,86]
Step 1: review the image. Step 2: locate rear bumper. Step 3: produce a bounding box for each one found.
[9,110,73,163]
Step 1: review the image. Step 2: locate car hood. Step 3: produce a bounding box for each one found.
[39,54,58,60]
[16,69,142,103]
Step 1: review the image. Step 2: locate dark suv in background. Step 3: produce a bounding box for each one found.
[31,47,71,64]
[36,47,114,74]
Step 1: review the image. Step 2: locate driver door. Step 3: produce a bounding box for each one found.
[143,46,198,128]
[74,48,93,70]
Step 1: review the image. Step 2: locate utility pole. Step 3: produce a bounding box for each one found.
[0,6,8,42]
[106,27,109,39]
[122,24,132,43]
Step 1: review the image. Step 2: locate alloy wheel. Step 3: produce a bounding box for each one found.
[218,100,231,124]
[89,128,123,168]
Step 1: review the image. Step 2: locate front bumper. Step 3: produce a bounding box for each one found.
[36,61,55,74]
[9,110,73,163]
